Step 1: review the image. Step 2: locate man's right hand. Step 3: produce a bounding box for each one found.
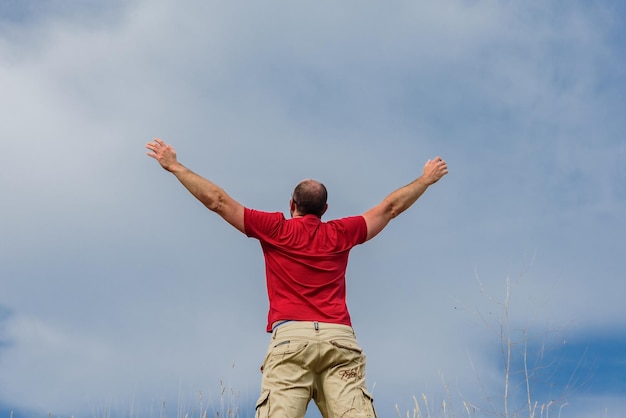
[422,156,448,185]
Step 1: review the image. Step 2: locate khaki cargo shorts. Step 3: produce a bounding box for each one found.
[255,321,377,418]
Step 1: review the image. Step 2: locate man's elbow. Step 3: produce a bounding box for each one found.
[203,192,225,213]
[382,199,402,219]
[389,207,402,219]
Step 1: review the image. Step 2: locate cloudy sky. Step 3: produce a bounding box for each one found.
[1,1,625,417]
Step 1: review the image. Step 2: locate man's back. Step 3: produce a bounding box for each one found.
[244,209,367,331]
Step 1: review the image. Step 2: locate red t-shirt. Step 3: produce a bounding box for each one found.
[244,208,368,332]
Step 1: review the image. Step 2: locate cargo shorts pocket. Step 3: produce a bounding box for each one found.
[330,339,363,354]
[261,340,309,373]
[255,389,270,418]
[271,339,309,355]
[359,387,377,418]
[334,387,377,418]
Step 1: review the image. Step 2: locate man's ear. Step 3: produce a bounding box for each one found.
[321,203,328,217]
[290,199,297,216]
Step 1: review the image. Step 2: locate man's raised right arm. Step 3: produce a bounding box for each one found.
[361,157,448,241]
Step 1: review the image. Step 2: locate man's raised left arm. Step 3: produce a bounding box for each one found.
[146,138,245,233]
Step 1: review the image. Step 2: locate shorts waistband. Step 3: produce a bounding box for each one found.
[271,320,354,337]
[271,320,293,331]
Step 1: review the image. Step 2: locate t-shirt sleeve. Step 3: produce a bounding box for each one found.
[336,215,368,246]
[244,208,286,240]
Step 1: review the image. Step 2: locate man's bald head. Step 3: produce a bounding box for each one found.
[292,179,328,218]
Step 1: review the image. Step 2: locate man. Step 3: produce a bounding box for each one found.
[146,138,448,418]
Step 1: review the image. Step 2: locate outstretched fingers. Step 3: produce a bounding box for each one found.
[145,138,178,171]
[145,141,158,158]
[146,138,168,156]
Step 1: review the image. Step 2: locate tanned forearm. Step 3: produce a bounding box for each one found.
[146,138,237,217]
[381,176,431,219]
[147,138,246,232]
[168,162,228,213]
[362,156,448,241]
